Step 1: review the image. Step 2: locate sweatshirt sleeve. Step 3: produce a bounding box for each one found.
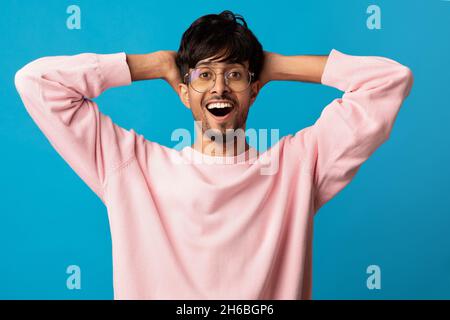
[14,52,135,203]
[295,49,414,211]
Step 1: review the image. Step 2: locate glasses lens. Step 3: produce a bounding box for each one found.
[189,67,215,93]
[226,68,251,92]
[189,67,252,93]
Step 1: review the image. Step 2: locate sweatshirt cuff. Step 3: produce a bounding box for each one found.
[320,49,355,92]
[97,52,132,90]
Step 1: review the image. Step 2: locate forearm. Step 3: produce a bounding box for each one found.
[264,53,329,84]
[126,51,170,82]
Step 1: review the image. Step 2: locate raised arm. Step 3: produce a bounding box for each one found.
[263,49,414,211]
[259,51,329,86]
[15,52,138,203]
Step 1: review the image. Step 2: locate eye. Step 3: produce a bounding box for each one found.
[227,71,242,80]
[199,71,212,79]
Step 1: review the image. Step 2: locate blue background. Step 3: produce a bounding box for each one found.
[1,0,449,299]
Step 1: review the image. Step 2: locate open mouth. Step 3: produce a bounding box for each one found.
[205,102,234,117]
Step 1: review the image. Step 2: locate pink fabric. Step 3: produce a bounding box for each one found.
[14,49,413,299]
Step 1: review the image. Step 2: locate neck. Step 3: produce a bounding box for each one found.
[191,136,250,157]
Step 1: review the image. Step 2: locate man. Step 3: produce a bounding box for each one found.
[14,10,413,299]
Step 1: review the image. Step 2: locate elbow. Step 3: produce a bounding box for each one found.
[14,68,32,95]
[14,58,45,93]
[14,68,39,97]
[14,68,30,92]
[377,66,413,140]
[396,65,414,98]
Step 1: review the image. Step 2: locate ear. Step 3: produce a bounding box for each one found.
[178,83,191,109]
[249,80,261,107]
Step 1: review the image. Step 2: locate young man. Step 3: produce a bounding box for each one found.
[15,11,413,299]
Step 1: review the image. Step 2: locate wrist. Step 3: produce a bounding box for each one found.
[259,52,283,86]
[266,52,285,81]
[126,51,168,81]
[157,50,182,94]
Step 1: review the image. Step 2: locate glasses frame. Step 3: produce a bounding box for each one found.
[184,66,255,93]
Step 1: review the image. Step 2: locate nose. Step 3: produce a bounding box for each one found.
[210,74,230,95]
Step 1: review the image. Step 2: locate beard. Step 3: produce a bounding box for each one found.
[195,105,250,142]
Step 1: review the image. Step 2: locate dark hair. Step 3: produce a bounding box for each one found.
[176,10,264,84]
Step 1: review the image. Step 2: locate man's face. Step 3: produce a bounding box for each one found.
[179,57,260,140]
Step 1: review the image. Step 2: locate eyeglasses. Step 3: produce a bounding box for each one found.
[184,66,255,93]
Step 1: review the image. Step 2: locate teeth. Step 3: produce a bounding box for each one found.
[207,102,233,109]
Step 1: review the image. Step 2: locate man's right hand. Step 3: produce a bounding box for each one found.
[126,50,182,95]
[159,51,183,94]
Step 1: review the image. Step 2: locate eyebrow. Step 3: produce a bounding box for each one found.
[195,61,245,68]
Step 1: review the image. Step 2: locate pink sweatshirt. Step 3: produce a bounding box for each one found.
[14,49,413,299]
